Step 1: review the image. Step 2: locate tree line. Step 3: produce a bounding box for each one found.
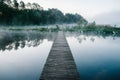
[0,0,87,26]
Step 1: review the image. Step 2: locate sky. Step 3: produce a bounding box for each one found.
[19,0,120,25]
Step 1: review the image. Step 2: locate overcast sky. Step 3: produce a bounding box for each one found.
[19,0,120,25]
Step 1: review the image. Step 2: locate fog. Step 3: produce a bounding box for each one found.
[20,0,120,26]
[89,11,120,26]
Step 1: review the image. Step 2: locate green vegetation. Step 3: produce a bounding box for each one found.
[0,31,56,51]
[64,22,120,36]
[0,0,119,35]
[0,0,87,26]
[0,25,60,32]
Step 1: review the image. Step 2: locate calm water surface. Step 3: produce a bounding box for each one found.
[1,30,120,80]
[66,31,120,80]
[0,30,56,80]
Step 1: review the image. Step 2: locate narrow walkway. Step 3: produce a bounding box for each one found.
[40,31,80,80]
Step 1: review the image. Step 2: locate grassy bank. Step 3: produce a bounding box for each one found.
[0,26,59,32]
[65,24,120,32]
[64,24,120,37]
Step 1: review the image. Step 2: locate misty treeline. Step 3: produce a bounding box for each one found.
[0,0,87,26]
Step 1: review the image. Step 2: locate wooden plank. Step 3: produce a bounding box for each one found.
[40,31,80,80]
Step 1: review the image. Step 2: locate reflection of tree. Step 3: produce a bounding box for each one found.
[76,36,95,43]
[77,37,82,43]
[77,36,86,43]
[90,37,95,42]
[66,30,120,44]
[0,31,56,51]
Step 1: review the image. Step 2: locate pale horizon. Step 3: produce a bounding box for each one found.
[18,0,120,25]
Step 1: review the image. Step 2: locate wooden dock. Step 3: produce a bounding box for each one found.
[40,31,80,80]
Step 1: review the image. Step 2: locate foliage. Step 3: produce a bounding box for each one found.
[0,31,56,51]
[64,22,120,37]
[0,1,87,26]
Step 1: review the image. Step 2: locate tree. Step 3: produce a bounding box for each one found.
[20,1,25,9]
[64,13,75,23]
[0,0,88,26]
[13,0,19,9]
[48,8,64,24]
[32,3,43,10]
[78,18,88,28]
[26,2,32,9]
[0,0,4,3]
[3,0,12,6]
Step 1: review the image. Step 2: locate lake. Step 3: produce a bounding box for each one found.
[66,31,120,80]
[0,30,56,80]
[0,30,120,80]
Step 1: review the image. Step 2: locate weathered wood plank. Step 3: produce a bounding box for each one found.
[40,31,80,80]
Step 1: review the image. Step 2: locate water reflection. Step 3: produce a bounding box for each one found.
[0,30,56,80]
[0,31,56,51]
[66,31,120,80]
[66,31,119,44]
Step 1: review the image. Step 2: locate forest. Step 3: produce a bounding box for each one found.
[0,0,87,26]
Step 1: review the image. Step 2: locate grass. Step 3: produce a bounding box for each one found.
[64,24,120,37]
[0,24,120,36]
[0,26,59,32]
[65,24,120,32]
